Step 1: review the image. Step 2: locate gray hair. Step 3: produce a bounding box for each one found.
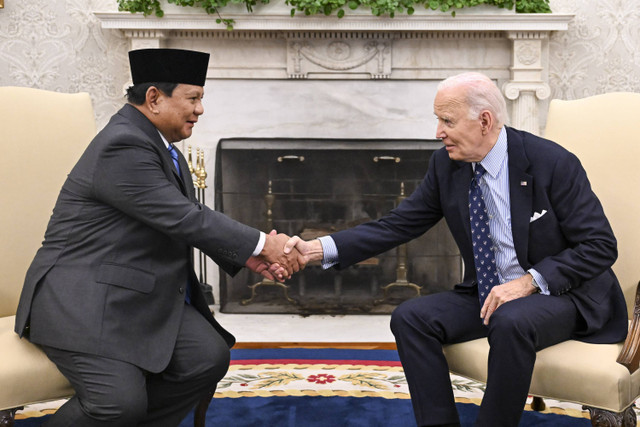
[437,72,509,127]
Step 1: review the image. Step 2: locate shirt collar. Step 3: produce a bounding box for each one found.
[158,130,170,149]
[476,126,507,178]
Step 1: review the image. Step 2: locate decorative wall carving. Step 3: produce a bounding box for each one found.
[287,34,391,79]
[1,1,639,130]
[94,12,572,134]
[516,41,540,65]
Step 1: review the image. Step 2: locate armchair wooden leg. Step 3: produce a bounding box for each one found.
[584,405,637,427]
[531,396,546,411]
[0,407,20,427]
[194,394,213,427]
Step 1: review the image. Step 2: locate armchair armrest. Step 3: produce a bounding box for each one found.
[616,281,640,374]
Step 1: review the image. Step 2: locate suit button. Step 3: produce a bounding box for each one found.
[179,287,185,294]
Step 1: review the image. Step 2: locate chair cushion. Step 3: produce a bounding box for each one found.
[0,315,73,411]
[444,338,640,413]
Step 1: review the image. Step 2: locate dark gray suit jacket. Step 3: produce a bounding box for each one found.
[15,104,259,372]
[330,127,628,344]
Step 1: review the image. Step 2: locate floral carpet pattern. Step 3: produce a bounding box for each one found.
[217,361,408,399]
[15,347,639,424]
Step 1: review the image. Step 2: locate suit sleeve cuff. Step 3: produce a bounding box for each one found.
[252,231,266,257]
[318,236,338,269]
[528,268,550,295]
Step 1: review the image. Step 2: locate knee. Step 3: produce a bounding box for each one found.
[488,307,536,343]
[206,346,231,385]
[80,386,147,425]
[390,299,414,334]
[390,297,431,337]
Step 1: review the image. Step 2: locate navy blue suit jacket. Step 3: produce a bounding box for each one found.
[331,127,627,344]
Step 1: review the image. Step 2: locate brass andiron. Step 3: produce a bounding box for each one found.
[188,146,213,303]
[375,182,422,304]
[242,180,296,306]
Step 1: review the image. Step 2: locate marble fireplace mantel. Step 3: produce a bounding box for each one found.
[96,8,573,135]
[95,8,573,330]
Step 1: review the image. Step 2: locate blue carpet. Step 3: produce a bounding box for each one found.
[15,348,590,426]
[178,348,589,426]
[179,396,590,427]
[15,399,589,427]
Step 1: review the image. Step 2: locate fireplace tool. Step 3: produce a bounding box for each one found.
[374,182,422,304]
[241,180,297,306]
[188,146,214,304]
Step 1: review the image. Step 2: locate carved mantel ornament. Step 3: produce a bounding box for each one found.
[95,7,574,135]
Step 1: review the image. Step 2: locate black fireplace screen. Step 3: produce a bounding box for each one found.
[215,138,462,315]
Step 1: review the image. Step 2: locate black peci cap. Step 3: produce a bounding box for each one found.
[128,48,210,86]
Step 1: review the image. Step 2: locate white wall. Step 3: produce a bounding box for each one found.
[1,1,639,130]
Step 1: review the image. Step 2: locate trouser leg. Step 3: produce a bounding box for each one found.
[41,304,230,427]
[140,303,230,427]
[390,291,486,426]
[475,293,577,427]
[40,346,149,427]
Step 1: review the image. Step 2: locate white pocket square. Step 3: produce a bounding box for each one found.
[530,210,547,223]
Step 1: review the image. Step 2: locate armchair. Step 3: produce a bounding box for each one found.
[0,86,94,426]
[443,92,640,426]
[0,87,211,427]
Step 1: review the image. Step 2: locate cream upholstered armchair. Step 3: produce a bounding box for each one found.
[0,87,214,427]
[443,92,640,426]
[0,87,95,426]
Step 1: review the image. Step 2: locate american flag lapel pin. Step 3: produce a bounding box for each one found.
[520,181,527,186]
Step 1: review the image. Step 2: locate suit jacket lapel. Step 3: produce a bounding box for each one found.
[506,127,533,269]
[454,160,474,246]
[119,105,193,198]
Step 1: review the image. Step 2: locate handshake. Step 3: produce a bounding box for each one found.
[244,230,325,282]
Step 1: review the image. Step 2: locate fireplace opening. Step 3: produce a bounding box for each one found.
[215,138,462,315]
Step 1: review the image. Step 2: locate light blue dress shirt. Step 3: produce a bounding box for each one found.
[319,127,549,294]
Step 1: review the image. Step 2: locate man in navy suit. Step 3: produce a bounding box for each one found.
[285,72,627,426]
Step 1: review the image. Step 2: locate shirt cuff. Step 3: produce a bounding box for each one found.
[318,236,339,269]
[528,268,550,295]
[252,231,266,257]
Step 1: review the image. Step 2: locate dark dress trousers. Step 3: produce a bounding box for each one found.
[15,104,260,373]
[329,127,628,426]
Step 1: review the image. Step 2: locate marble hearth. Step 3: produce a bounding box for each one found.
[96,6,572,340]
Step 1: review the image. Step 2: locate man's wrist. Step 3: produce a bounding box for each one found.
[252,231,266,257]
[317,236,338,269]
[527,269,550,295]
[529,274,540,293]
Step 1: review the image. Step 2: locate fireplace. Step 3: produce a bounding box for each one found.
[96,7,572,315]
[215,138,462,314]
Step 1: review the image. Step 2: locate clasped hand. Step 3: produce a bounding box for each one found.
[245,230,308,281]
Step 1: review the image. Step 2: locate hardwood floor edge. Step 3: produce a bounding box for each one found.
[233,342,397,350]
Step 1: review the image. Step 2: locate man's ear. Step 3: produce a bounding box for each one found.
[145,86,161,114]
[479,110,494,135]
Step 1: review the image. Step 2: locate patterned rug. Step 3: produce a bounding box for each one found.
[14,346,627,426]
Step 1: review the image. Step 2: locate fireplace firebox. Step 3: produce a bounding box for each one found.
[215,138,462,315]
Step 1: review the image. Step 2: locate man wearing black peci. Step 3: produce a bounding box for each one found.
[15,48,304,426]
